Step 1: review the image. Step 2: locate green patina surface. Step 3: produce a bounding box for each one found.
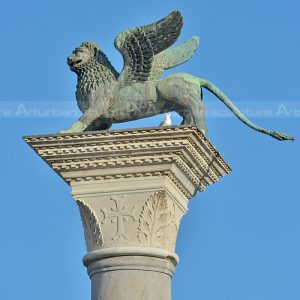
[62,11,294,141]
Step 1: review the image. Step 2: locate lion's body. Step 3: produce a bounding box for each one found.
[77,72,206,133]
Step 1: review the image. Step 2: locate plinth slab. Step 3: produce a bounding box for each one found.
[24,125,231,195]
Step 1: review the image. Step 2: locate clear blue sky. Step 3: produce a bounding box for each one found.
[1,0,299,299]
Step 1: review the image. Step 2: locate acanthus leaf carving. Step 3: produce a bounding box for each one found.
[137,191,180,251]
[168,202,180,251]
[77,200,104,252]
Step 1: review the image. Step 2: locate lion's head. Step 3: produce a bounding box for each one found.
[67,42,101,71]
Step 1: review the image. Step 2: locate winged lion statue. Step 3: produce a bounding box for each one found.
[62,11,294,141]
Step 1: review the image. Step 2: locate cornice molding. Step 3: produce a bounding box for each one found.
[24,126,231,197]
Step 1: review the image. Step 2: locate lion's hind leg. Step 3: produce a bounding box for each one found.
[178,108,195,125]
[157,74,207,134]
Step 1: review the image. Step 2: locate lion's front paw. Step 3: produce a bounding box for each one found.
[58,130,69,134]
[57,121,86,134]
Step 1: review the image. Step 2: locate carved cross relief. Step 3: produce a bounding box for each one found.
[101,196,136,243]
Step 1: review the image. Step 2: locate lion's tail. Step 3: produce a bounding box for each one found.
[199,78,294,141]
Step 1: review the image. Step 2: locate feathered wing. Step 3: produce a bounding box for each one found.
[114,11,183,84]
[151,36,199,79]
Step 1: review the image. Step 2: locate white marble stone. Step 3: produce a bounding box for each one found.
[24,125,231,300]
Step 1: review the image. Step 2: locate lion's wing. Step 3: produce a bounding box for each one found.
[114,11,183,84]
[150,36,199,80]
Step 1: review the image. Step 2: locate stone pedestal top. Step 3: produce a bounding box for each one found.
[24,125,231,198]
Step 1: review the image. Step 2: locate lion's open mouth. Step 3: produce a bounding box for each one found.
[69,59,82,67]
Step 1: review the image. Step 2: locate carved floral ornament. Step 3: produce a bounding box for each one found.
[77,200,103,252]
[137,191,180,251]
[76,191,182,252]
